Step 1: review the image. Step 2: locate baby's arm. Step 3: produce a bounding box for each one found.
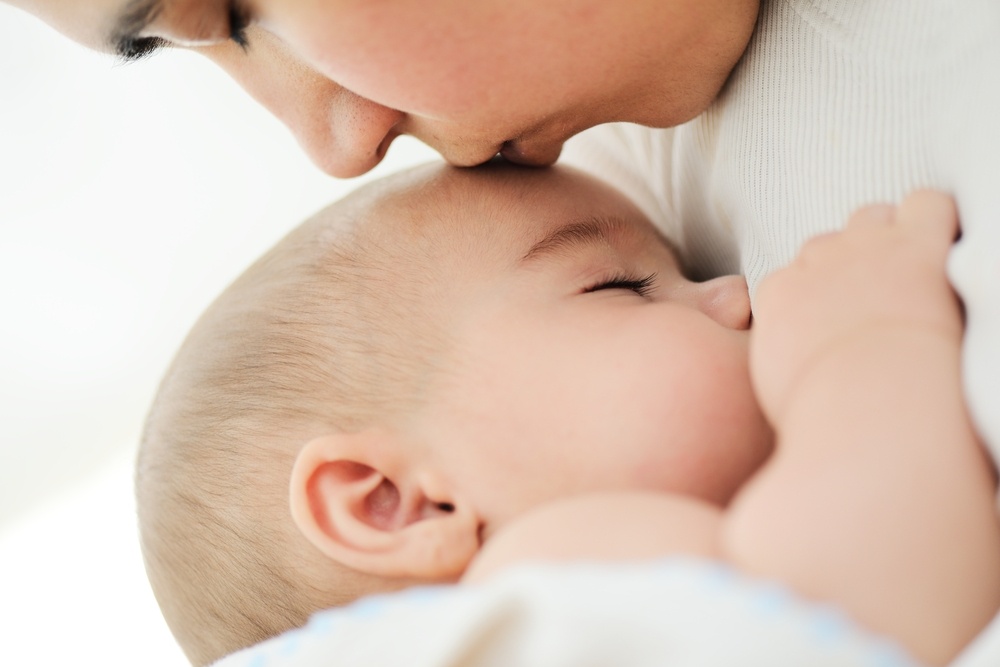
[723,191,1000,665]
[462,492,723,584]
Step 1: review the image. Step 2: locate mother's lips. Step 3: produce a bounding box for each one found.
[434,138,564,169]
[499,139,563,167]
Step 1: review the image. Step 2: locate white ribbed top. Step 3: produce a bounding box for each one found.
[563,0,1000,479]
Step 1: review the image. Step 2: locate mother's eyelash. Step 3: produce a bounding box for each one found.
[228,1,252,49]
[584,273,658,298]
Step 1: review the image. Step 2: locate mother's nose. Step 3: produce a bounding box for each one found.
[201,31,404,178]
[293,86,405,177]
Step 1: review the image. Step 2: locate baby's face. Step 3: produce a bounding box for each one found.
[373,164,774,539]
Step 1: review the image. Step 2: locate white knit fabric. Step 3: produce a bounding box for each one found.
[214,559,922,667]
[563,0,1000,474]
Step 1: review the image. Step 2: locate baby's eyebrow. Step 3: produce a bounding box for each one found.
[108,0,167,61]
[520,217,631,264]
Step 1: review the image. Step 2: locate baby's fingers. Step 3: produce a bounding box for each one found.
[896,190,959,248]
[845,203,895,231]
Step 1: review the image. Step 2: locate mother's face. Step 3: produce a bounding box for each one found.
[15,0,759,177]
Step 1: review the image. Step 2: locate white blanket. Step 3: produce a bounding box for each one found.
[212,558,996,667]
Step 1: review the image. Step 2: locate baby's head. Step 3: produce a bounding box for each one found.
[137,163,773,665]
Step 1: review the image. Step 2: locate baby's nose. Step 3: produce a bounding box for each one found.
[692,275,752,330]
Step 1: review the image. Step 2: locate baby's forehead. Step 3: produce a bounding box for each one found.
[351,162,667,266]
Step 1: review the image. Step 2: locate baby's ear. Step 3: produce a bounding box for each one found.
[289,431,480,581]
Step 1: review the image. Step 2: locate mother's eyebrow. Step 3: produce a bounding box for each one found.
[108,0,167,61]
[521,217,632,263]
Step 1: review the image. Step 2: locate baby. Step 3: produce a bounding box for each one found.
[136,162,1000,667]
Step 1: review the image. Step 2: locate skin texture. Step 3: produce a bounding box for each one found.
[7,0,761,176]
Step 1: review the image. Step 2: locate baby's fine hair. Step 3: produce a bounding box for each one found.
[136,175,455,666]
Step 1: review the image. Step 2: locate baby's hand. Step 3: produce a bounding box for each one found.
[750,190,962,424]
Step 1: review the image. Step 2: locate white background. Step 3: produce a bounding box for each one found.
[0,5,437,665]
